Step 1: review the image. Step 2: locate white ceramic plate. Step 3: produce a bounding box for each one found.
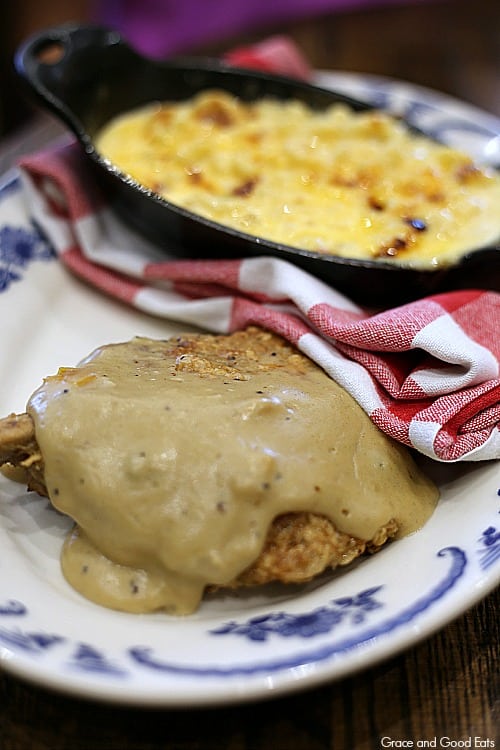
[0,73,499,707]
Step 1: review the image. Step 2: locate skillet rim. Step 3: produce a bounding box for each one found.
[13,22,500,304]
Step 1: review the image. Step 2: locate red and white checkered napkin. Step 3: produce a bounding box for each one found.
[18,141,500,463]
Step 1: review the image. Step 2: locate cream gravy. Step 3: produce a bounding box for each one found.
[27,331,438,614]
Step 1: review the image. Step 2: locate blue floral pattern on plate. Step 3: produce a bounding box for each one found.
[477,526,500,570]
[210,586,384,641]
[0,535,492,680]
[0,215,54,292]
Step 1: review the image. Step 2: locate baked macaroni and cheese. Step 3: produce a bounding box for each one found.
[95,90,500,267]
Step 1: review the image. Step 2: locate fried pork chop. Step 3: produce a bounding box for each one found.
[0,327,437,613]
[0,410,397,587]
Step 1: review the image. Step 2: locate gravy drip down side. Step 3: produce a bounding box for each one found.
[27,329,438,615]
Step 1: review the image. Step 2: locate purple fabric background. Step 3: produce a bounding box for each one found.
[96,0,432,57]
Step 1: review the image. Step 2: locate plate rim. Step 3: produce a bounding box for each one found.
[0,70,499,707]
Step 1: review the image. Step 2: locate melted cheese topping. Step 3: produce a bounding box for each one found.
[95,90,500,267]
[27,331,438,615]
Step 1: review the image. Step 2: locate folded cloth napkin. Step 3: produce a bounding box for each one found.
[18,142,500,463]
[17,41,500,464]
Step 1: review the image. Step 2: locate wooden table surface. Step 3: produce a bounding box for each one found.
[0,0,498,747]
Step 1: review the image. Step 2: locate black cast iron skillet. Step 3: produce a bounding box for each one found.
[14,24,500,306]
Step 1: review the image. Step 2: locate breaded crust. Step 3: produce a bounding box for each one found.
[0,412,46,496]
[229,512,397,588]
[0,410,397,588]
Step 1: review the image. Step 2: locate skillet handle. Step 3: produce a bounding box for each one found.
[14,24,124,140]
